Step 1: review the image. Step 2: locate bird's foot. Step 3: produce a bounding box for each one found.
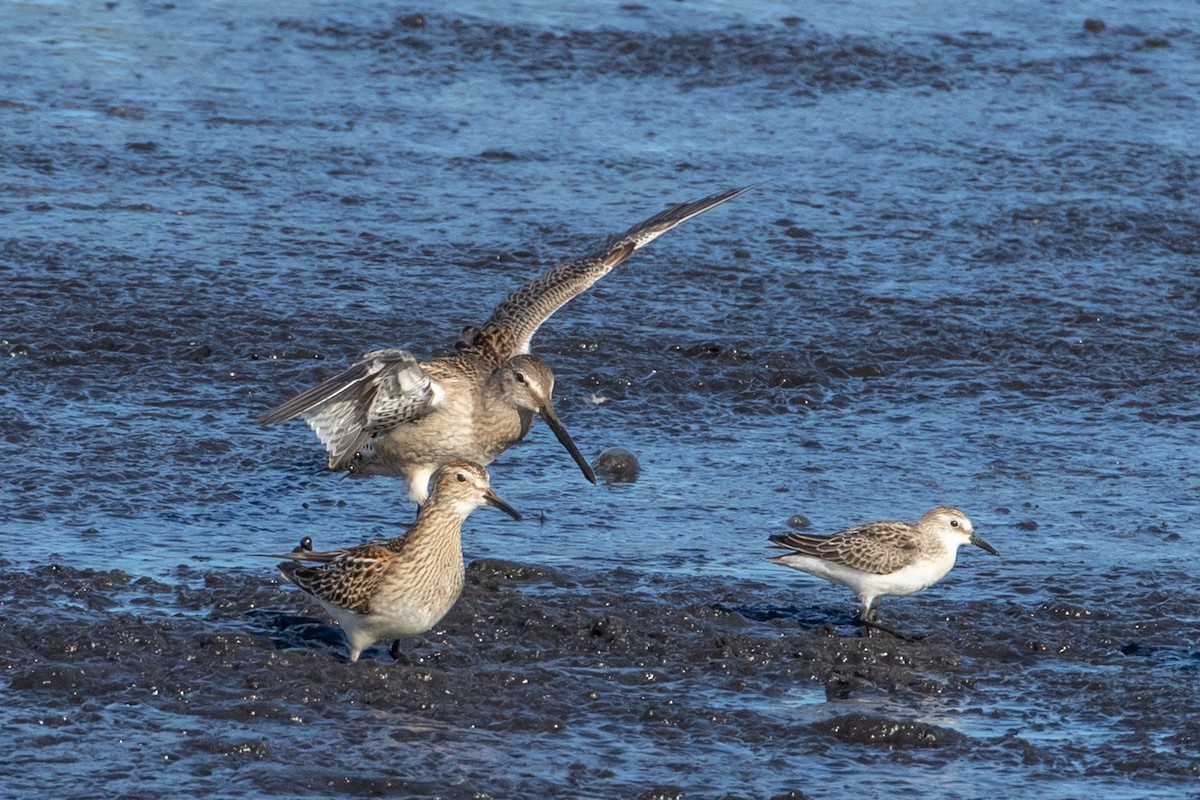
[853,617,921,642]
[389,639,416,664]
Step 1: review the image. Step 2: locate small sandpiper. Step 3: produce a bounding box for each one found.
[767,506,997,639]
[260,186,750,503]
[269,460,520,662]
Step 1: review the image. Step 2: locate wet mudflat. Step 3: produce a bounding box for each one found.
[2,0,1199,797]
[3,554,1198,798]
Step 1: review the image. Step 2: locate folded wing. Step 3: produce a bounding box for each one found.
[769,523,918,575]
[278,543,395,615]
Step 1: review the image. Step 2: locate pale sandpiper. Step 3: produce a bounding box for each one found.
[260,186,751,503]
[768,506,997,639]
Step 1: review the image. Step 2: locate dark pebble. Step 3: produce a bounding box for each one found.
[810,713,968,750]
[592,446,641,483]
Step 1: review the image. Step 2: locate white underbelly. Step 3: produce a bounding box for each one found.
[323,595,453,639]
[776,554,955,599]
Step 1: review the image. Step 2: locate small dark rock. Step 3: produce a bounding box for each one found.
[479,149,520,162]
[678,341,724,359]
[590,615,628,641]
[846,363,883,378]
[785,514,811,529]
[593,447,641,483]
[810,713,967,749]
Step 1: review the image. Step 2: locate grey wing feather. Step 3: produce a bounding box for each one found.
[259,348,437,470]
[482,185,753,356]
[769,523,917,575]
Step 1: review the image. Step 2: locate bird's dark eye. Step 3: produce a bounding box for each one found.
[950,519,959,528]
[514,372,527,384]
[456,473,466,482]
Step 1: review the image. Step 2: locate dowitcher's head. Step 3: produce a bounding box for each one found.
[496,355,596,485]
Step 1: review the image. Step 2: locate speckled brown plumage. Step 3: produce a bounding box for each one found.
[281,543,398,615]
[260,186,750,502]
[770,521,927,575]
[272,460,521,662]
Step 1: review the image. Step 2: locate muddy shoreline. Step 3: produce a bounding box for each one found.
[4,557,1196,798]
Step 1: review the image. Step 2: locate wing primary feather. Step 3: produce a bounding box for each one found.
[259,348,437,470]
[259,349,418,426]
[479,185,754,356]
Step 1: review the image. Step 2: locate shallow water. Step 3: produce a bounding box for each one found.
[2,1,1199,797]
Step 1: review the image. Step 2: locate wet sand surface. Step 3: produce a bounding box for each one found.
[2,0,1199,797]
[4,556,1198,798]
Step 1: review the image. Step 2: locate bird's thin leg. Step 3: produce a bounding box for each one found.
[853,605,919,642]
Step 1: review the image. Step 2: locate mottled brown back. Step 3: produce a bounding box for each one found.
[280,543,398,615]
[769,522,922,575]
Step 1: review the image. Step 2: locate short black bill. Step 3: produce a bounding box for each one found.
[971,532,999,555]
[485,491,522,521]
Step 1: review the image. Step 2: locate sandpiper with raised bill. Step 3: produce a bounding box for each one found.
[259,186,752,503]
[768,506,997,640]
[268,460,520,662]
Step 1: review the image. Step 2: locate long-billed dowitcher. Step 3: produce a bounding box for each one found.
[260,186,750,503]
[768,506,997,639]
[271,460,520,663]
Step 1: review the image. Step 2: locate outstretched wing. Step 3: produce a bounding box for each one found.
[278,543,395,615]
[769,523,918,575]
[259,348,438,469]
[479,186,753,357]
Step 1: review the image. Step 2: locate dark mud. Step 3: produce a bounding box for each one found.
[2,0,1199,797]
[3,557,1198,798]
